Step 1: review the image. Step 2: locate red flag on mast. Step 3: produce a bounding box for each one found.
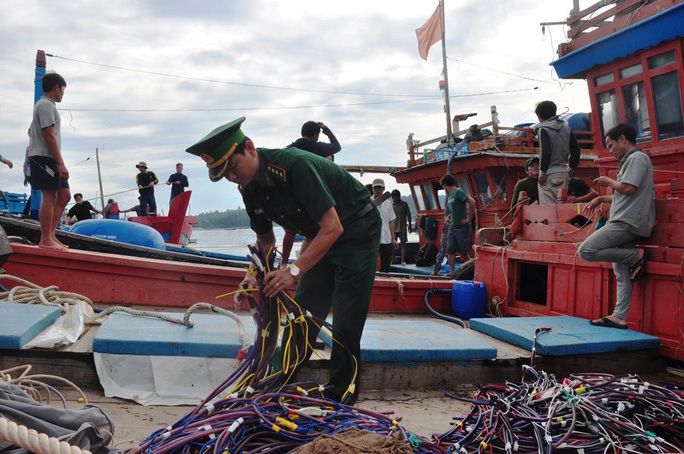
[415,4,442,61]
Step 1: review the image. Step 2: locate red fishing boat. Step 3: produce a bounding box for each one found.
[458,0,684,361]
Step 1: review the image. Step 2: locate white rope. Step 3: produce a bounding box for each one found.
[0,416,91,454]
[91,303,252,364]
[92,306,192,326]
[183,303,252,359]
[0,275,93,310]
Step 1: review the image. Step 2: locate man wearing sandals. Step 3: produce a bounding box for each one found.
[578,124,655,329]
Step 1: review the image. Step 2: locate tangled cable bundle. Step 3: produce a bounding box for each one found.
[0,365,92,454]
[0,364,88,408]
[435,365,684,453]
[130,244,439,454]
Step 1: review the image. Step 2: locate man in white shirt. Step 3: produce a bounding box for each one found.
[372,178,397,272]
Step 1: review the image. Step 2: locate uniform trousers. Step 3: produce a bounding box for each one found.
[291,209,381,402]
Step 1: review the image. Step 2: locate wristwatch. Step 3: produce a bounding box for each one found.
[288,264,301,278]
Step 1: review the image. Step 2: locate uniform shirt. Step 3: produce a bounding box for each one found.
[136,171,159,196]
[67,201,96,222]
[168,172,189,197]
[447,188,470,228]
[28,97,60,158]
[242,147,370,239]
[609,148,655,238]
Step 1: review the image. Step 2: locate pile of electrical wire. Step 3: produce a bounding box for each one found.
[435,365,684,453]
[131,244,441,454]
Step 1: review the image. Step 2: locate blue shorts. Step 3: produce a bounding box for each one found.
[447,224,472,255]
[29,156,69,191]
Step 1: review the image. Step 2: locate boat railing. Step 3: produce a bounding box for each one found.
[407,127,596,167]
[559,0,684,57]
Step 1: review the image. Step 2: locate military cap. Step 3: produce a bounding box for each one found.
[186,117,246,182]
[136,161,148,169]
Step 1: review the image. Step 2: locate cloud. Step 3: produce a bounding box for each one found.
[0,0,590,215]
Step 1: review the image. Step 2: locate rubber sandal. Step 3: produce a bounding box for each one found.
[590,317,628,329]
[629,251,647,283]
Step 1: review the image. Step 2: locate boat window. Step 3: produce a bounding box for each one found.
[422,183,438,210]
[596,89,619,143]
[594,73,614,87]
[620,63,642,79]
[492,171,508,203]
[436,187,447,210]
[622,81,651,142]
[473,173,493,206]
[412,184,426,211]
[456,177,470,196]
[652,71,684,140]
[648,50,676,70]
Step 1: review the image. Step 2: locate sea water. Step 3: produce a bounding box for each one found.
[191,227,288,256]
[191,226,419,257]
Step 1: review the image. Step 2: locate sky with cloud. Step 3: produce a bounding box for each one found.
[0,0,592,215]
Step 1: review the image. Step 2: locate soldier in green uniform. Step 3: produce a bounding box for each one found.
[186,117,381,404]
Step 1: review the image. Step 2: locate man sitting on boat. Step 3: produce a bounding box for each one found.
[578,124,655,329]
[186,116,381,405]
[445,124,484,175]
[65,193,102,225]
[509,156,540,216]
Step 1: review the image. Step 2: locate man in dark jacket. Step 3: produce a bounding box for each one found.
[288,121,341,160]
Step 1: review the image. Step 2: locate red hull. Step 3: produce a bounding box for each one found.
[2,243,453,314]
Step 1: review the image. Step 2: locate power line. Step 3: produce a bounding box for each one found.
[59,87,539,113]
[447,57,557,84]
[46,53,430,98]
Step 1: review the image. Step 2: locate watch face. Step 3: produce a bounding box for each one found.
[289,265,300,276]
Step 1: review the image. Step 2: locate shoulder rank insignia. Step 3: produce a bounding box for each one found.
[267,163,286,182]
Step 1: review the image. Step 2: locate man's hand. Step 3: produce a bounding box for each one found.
[57,162,69,180]
[234,273,258,306]
[583,197,602,215]
[263,268,296,298]
[539,175,547,185]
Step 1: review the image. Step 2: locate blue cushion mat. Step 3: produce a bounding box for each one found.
[469,316,660,356]
[93,312,257,357]
[0,302,61,349]
[319,318,497,362]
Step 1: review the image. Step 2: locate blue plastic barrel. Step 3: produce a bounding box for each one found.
[451,280,487,319]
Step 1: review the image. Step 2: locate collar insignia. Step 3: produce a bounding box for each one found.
[267,163,286,182]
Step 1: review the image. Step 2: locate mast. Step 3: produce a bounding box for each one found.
[439,0,453,144]
[96,148,105,211]
[29,50,47,220]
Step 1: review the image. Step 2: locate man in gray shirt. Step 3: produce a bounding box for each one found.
[578,124,655,329]
[28,72,71,249]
